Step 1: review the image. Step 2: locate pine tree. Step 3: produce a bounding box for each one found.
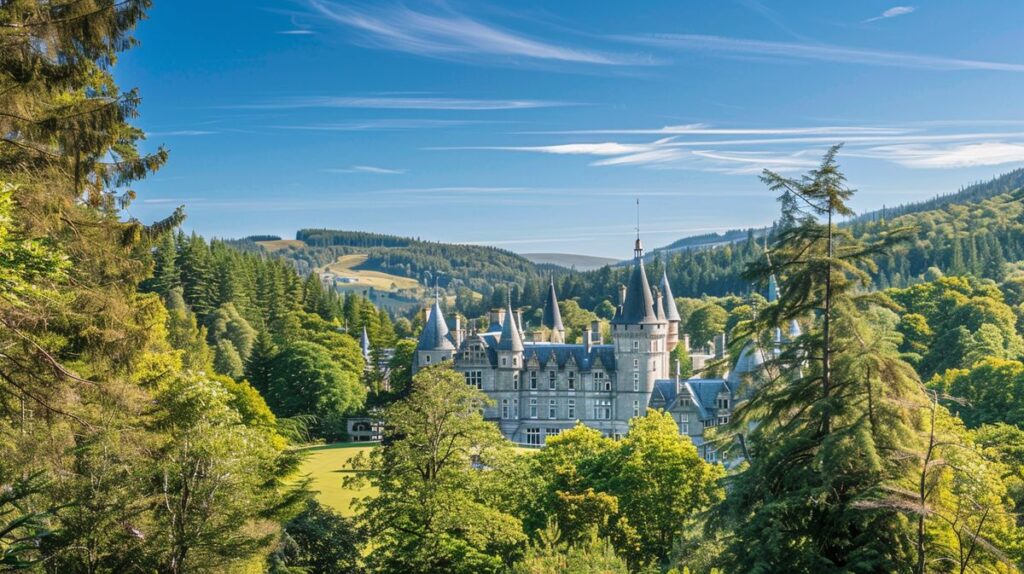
[718,146,929,571]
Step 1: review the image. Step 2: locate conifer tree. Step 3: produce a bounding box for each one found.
[718,146,929,571]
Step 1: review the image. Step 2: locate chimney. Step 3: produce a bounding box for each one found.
[683,333,691,354]
[584,327,593,354]
[454,316,462,347]
[619,285,627,306]
[714,333,727,359]
[591,321,602,344]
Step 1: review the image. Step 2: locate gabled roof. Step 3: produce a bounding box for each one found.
[542,279,564,332]
[660,270,681,322]
[613,256,660,325]
[416,300,455,352]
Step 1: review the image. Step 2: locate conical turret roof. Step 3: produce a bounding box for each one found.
[496,301,524,352]
[360,326,371,359]
[613,255,659,325]
[416,299,455,352]
[660,270,681,322]
[542,278,564,332]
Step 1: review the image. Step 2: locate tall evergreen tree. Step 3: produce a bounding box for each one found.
[718,146,929,571]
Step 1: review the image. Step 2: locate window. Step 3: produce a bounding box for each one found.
[545,428,560,441]
[718,415,730,425]
[594,399,612,420]
[548,399,557,419]
[633,358,639,369]
[512,372,520,390]
[464,370,482,390]
[512,399,519,418]
[529,399,538,419]
[530,371,538,390]
[594,371,610,391]
[548,371,557,390]
[513,357,518,367]
[680,397,691,407]
[633,372,640,391]
[703,419,713,429]
[568,371,576,390]
[633,400,641,418]
[501,357,507,366]
[526,427,541,446]
[717,398,730,409]
[501,399,509,419]
[425,355,431,364]
[567,399,576,419]
[680,418,689,434]
[633,340,640,351]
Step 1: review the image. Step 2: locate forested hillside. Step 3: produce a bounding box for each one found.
[557,169,1024,312]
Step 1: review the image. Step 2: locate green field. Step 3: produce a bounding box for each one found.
[320,253,422,293]
[255,238,307,252]
[297,443,377,516]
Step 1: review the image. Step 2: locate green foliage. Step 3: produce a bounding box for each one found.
[718,147,930,572]
[929,358,1024,428]
[268,499,364,574]
[684,303,728,349]
[261,342,366,441]
[349,365,525,574]
[509,522,628,574]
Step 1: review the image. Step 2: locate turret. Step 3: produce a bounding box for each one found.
[496,299,524,369]
[414,297,456,372]
[542,278,565,344]
[660,270,681,351]
[360,326,371,366]
[611,232,670,390]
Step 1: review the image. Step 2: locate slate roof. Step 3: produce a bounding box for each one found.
[653,378,733,421]
[659,270,681,322]
[613,256,660,325]
[542,279,565,332]
[495,302,525,352]
[416,300,455,352]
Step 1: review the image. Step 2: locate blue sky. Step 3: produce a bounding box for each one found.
[122,0,1024,258]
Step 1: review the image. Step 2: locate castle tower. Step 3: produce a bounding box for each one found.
[414,296,456,372]
[542,278,565,344]
[612,235,670,412]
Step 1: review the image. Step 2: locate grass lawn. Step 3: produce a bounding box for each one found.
[297,443,378,517]
[255,239,306,252]
[319,253,422,293]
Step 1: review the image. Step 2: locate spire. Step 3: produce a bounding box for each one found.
[634,198,643,259]
[416,299,455,352]
[614,206,660,325]
[542,277,565,343]
[613,253,659,324]
[496,298,524,352]
[360,326,371,361]
[659,269,681,322]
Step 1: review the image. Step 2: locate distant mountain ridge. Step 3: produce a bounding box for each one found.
[521,252,619,271]
[648,168,1024,256]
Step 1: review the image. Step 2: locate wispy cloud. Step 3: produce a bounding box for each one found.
[864,6,916,23]
[277,29,315,35]
[623,34,1024,72]
[146,130,218,137]
[305,1,655,66]
[271,119,498,131]
[524,124,910,136]
[853,142,1024,168]
[231,96,570,111]
[323,165,406,175]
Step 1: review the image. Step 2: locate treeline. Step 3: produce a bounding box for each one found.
[253,230,551,300]
[0,3,411,569]
[143,231,408,436]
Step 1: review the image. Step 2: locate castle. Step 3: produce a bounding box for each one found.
[413,236,788,461]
